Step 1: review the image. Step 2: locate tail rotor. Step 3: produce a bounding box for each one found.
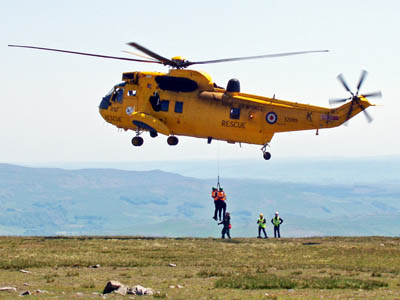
[329,70,381,124]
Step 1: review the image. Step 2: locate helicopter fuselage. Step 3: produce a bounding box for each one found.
[99,69,372,147]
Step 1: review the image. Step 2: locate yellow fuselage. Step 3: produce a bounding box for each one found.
[99,69,372,145]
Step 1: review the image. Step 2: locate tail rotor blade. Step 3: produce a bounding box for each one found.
[356,70,368,95]
[361,91,382,99]
[345,103,354,122]
[358,103,374,123]
[362,109,374,123]
[337,73,354,96]
[329,97,351,105]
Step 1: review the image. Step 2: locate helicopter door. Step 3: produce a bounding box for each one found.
[149,92,161,111]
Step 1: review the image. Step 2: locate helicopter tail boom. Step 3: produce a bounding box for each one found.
[324,97,374,128]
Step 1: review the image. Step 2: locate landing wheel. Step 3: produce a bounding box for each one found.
[263,152,271,160]
[132,136,144,147]
[150,131,158,138]
[167,136,179,146]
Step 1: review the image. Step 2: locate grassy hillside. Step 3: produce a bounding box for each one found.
[0,163,399,236]
[30,157,400,184]
[0,236,399,299]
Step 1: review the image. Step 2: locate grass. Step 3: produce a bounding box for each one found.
[0,236,399,299]
[216,274,296,289]
[216,274,388,290]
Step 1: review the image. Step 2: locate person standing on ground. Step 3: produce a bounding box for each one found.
[212,187,220,221]
[257,213,268,238]
[218,212,231,239]
[271,212,283,238]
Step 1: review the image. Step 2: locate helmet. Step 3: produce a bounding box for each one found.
[259,213,263,217]
[275,211,279,215]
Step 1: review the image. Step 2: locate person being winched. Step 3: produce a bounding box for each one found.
[218,212,231,239]
[257,213,268,238]
[212,187,219,220]
[212,187,227,221]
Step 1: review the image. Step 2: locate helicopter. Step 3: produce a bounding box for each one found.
[8,43,381,160]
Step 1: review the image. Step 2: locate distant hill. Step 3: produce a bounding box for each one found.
[0,163,399,237]
[25,156,400,184]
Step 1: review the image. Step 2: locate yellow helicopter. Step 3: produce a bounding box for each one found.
[9,43,381,160]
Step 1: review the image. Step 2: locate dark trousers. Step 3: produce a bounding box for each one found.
[274,226,281,238]
[222,227,231,239]
[213,201,219,219]
[220,201,226,220]
[258,227,267,238]
[214,200,226,220]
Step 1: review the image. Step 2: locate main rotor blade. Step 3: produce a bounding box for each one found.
[127,42,177,66]
[329,97,351,105]
[361,91,382,99]
[186,50,329,66]
[356,70,367,95]
[122,50,159,61]
[8,44,162,64]
[337,73,354,96]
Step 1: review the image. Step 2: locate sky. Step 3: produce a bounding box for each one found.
[1,0,399,163]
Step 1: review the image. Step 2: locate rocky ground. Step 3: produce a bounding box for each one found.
[0,236,399,299]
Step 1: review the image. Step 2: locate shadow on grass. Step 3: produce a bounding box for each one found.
[215,274,388,290]
[215,239,242,244]
[197,269,235,278]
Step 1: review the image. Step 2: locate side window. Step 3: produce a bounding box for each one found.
[128,90,137,96]
[230,107,240,119]
[175,101,183,113]
[160,100,170,112]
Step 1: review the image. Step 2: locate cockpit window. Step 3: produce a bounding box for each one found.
[116,88,123,102]
[115,82,126,88]
[111,87,124,103]
[105,87,114,97]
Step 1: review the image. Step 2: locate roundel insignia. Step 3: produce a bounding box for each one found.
[126,106,134,115]
[266,112,278,124]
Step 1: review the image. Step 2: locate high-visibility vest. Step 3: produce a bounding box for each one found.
[217,191,225,200]
[212,190,218,200]
[273,217,281,226]
[258,217,266,228]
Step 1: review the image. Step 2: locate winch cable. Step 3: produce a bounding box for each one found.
[216,141,221,189]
